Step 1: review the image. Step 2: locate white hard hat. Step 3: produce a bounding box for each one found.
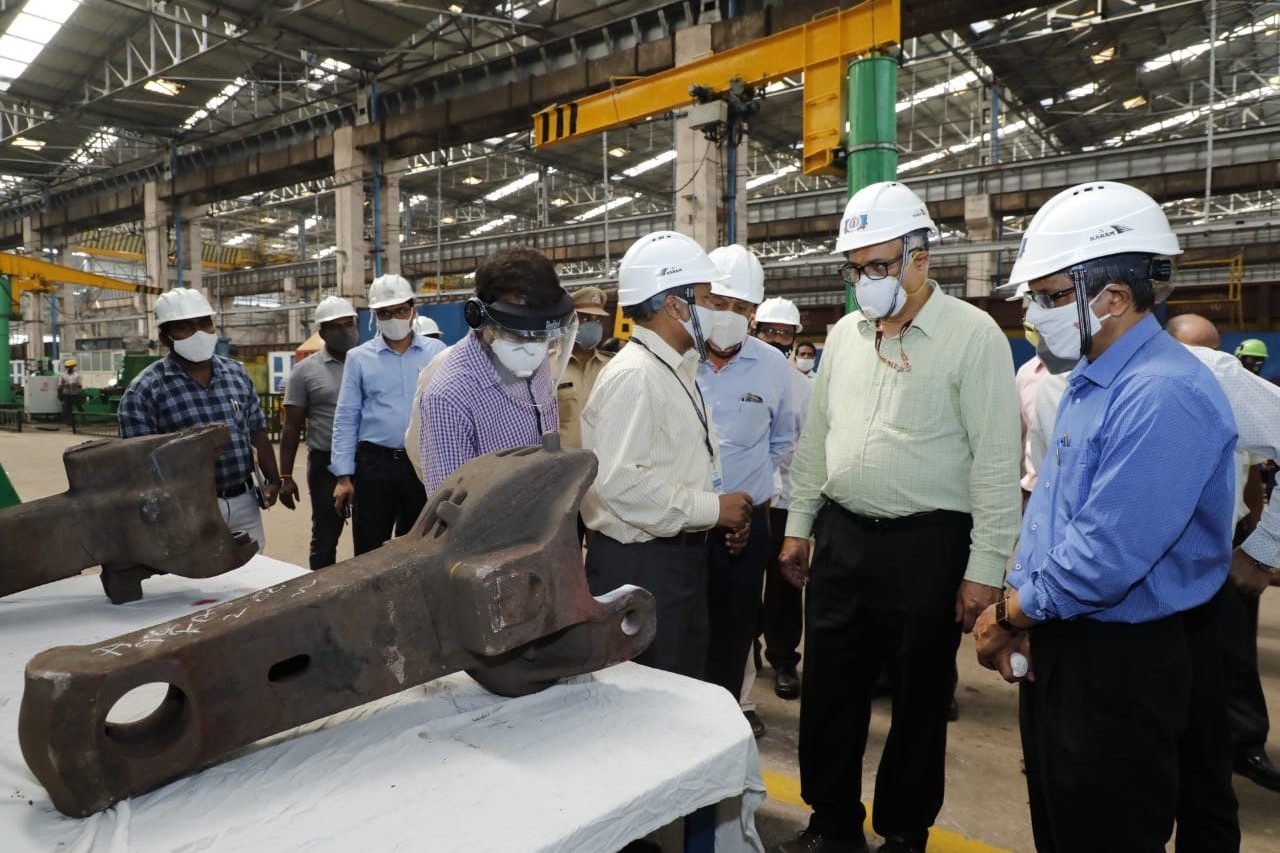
[368,274,416,309]
[617,231,727,307]
[315,295,357,325]
[708,244,765,304]
[154,288,214,325]
[833,181,938,255]
[414,315,441,337]
[755,296,801,329]
[1006,181,1182,288]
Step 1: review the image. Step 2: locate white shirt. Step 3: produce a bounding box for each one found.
[773,367,814,509]
[580,325,722,543]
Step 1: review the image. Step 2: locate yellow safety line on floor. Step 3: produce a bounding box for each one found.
[762,770,1013,853]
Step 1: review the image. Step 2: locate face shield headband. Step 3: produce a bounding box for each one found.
[1069,255,1174,356]
[468,291,577,340]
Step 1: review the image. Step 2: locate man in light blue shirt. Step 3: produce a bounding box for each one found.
[975,182,1238,853]
[331,274,446,554]
[698,245,796,736]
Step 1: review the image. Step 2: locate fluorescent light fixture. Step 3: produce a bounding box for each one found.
[484,172,539,202]
[1123,94,1147,110]
[143,78,183,96]
[1090,46,1116,65]
[608,146,629,158]
[449,3,463,12]
[440,215,456,224]
[0,0,81,92]
[550,197,569,207]
[461,175,483,185]
[11,136,44,151]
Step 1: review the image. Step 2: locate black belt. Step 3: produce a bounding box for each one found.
[821,498,970,534]
[216,479,253,499]
[656,530,710,547]
[358,441,408,461]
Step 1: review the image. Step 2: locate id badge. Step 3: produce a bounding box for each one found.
[710,455,724,494]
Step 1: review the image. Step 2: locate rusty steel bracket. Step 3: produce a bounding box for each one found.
[20,433,657,817]
[0,425,258,604]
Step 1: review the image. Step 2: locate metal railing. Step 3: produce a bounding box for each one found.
[0,405,22,433]
[71,412,121,438]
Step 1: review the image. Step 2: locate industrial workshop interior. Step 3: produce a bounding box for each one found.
[2,0,1279,850]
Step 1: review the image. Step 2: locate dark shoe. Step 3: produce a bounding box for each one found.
[877,835,926,853]
[1235,747,1280,791]
[775,667,801,700]
[744,709,766,739]
[946,695,959,722]
[776,830,869,853]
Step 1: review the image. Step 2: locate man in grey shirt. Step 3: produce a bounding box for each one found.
[279,297,359,569]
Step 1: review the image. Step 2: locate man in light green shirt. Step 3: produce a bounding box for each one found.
[775,182,1021,853]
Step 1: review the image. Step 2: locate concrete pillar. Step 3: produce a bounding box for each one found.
[51,235,76,357]
[730,139,748,248]
[333,126,369,302]
[178,204,204,298]
[964,193,997,298]
[282,276,305,345]
[380,158,406,277]
[21,217,45,367]
[142,181,171,341]
[673,24,721,250]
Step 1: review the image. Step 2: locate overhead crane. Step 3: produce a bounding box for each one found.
[531,0,900,176]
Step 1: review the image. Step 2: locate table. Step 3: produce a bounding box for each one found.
[1,557,765,852]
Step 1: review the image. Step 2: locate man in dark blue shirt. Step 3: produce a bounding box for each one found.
[120,288,288,552]
[975,182,1238,853]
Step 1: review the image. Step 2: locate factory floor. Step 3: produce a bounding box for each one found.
[4,426,1279,852]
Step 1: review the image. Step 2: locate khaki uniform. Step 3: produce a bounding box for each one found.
[557,348,611,448]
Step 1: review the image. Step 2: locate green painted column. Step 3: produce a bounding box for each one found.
[0,275,12,406]
[844,53,899,313]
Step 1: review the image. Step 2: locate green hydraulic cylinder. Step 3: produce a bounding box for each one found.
[844,53,899,314]
[0,275,12,405]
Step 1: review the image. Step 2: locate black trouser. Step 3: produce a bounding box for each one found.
[1229,588,1270,749]
[1175,580,1241,853]
[352,442,426,556]
[585,532,709,680]
[763,506,802,672]
[799,503,970,846]
[305,448,345,570]
[1021,614,1191,853]
[705,504,771,699]
[61,392,84,423]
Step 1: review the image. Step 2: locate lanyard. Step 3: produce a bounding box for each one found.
[631,338,715,461]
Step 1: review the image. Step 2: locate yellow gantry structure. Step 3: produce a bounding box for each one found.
[0,253,162,318]
[531,0,900,175]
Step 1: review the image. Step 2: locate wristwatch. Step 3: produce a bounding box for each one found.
[995,596,1020,634]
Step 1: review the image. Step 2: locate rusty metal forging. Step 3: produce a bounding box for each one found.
[20,433,657,817]
[0,425,258,604]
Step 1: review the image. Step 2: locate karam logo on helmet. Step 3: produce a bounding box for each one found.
[843,213,870,233]
[658,266,684,277]
[1088,223,1136,242]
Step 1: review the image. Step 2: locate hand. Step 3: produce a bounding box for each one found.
[724,524,750,556]
[974,604,1033,683]
[333,476,355,518]
[955,580,1001,633]
[277,477,299,510]
[1228,547,1273,597]
[262,482,281,509]
[716,491,752,530]
[778,536,811,589]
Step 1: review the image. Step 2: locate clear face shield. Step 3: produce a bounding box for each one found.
[478,290,578,384]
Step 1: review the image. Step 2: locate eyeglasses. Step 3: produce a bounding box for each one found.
[754,325,796,341]
[839,256,903,283]
[374,304,413,320]
[1027,285,1078,309]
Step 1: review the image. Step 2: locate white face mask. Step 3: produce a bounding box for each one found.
[795,357,816,374]
[679,303,717,359]
[491,338,549,378]
[379,317,412,341]
[854,274,905,320]
[1024,287,1108,364]
[172,330,217,362]
[708,310,750,351]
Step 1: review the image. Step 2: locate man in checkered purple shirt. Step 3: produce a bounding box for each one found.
[120,289,287,551]
[416,248,577,496]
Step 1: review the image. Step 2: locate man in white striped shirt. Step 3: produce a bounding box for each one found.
[581,231,753,678]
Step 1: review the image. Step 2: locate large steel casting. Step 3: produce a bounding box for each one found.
[0,425,258,603]
[20,434,656,817]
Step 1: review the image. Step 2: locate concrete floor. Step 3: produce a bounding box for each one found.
[3,426,1279,852]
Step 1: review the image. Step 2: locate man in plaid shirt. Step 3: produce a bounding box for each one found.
[120,289,288,551]
[416,248,577,496]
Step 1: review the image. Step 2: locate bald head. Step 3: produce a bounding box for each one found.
[1166,314,1220,350]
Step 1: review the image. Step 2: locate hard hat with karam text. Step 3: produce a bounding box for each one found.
[154,288,215,325]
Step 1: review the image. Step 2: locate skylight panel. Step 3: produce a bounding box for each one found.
[1144,14,1280,71]
[181,77,248,130]
[621,150,676,178]
[0,0,81,92]
[468,214,517,237]
[483,172,539,202]
[572,196,632,222]
[746,164,798,190]
[897,71,979,113]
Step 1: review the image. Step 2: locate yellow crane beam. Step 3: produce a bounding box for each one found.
[531,0,900,175]
[0,252,162,318]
